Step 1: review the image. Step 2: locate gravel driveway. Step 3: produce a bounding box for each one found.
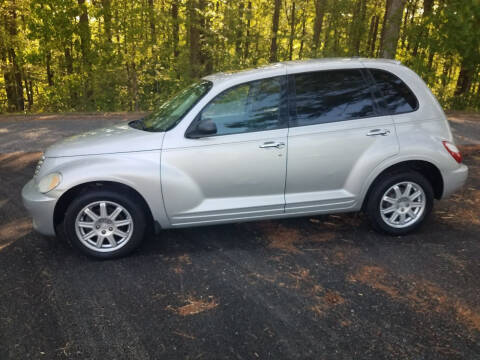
[0,112,479,359]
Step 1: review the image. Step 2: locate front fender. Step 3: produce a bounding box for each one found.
[46,150,169,228]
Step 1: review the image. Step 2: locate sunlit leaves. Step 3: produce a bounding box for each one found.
[0,0,479,113]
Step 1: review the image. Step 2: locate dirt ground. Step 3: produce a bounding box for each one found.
[0,112,479,359]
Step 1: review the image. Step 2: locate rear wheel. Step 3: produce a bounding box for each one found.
[63,189,147,259]
[365,171,434,235]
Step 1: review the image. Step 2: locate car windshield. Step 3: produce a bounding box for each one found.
[137,80,212,132]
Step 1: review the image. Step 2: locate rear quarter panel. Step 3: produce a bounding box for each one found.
[358,62,462,201]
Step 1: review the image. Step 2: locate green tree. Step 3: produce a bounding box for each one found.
[0,0,479,113]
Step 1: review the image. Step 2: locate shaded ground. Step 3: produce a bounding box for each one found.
[447,111,480,146]
[0,112,479,359]
[0,111,478,153]
[0,113,145,152]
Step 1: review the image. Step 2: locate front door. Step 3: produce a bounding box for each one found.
[161,76,288,226]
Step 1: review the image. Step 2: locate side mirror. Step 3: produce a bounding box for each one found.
[188,119,217,138]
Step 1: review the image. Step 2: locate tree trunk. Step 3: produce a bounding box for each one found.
[64,45,77,107]
[115,7,121,52]
[102,0,112,43]
[371,15,380,57]
[243,1,252,61]
[351,0,367,55]
[332,23,340,55]
[367,15,377,56]
[46,51,54,86]
[1,39,13,109]
[188,0,200,75]
[23,71,33,110]
[380,0,406,59]
[269,0,281,62]
[171,0,179,58]
[298,7,307,59]
[64,47,73,75]
[2,1,24,112]
[253,33,260,65]
[323,13,330,50]
[10,49,24,111]
[77,0,93,108]
[288,1,296,60]
[3,70,20,112]
[199,0,212,73]
[312,0,326,56]
[77,0,91,66]
[359,0,368,54]
[379,0,390,56]
[438,57,452,102]
[126,61,139,111]
[455,62,473,96]
[148,0,156,44]
[412,0,433,56]
[400,0,410,50]
[235,2,245,59]
[441,58,451,87]
[188,0,211,75]
[427,51,434,70]
[405,0,418,52]
[423,0,434,18]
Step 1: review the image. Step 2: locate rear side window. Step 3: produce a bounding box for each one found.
[292,69,377,126]
[369,69,418,114]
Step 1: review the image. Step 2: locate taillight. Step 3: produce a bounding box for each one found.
[442,140,462,163]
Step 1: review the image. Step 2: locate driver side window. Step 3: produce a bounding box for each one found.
[198,76,284,136]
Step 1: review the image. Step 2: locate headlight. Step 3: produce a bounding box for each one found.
[37,173,62,193]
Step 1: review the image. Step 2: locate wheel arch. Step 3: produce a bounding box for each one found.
[361,160,444,210]
[53,181,155,231]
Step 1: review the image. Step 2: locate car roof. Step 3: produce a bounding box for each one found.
[203,57,402,85]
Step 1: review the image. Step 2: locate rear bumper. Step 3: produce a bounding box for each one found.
[442,164,469,198]
[21,179,57,236]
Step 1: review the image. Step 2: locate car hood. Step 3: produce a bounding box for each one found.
[45,123,164,158]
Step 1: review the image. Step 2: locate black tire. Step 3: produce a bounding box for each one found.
[62,189,147,259]
[365,170,434,235]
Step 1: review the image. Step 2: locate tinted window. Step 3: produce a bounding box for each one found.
[369,69,418,114]
[198,76,284,136]
[293,69,376,126]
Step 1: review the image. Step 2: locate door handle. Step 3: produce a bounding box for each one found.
[366,128,390,136]
[259,141,285,149]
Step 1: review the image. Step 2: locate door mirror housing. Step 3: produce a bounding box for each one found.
[187,118,217,138]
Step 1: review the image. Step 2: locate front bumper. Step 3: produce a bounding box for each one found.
[442,164,469,198]
[21,179,58,236]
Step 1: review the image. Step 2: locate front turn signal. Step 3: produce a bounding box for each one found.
[37,173,62,193]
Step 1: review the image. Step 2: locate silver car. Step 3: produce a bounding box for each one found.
[22,58,468,258]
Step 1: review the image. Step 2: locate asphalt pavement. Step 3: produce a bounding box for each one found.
[0,112,479,359]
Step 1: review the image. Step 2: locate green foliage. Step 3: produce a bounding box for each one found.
[0,0,479,113]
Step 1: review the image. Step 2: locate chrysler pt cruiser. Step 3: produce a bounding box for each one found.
[22,58,468,258]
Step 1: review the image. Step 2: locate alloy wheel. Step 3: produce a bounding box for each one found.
[75,200,134,252]
[379,181,426,229]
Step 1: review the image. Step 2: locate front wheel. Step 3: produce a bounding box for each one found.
[365,171,434,235]
[62,189,147,259]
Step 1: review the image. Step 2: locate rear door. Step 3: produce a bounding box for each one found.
[284,68,399,215]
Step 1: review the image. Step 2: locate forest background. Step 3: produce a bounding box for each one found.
[0,0,479,113]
